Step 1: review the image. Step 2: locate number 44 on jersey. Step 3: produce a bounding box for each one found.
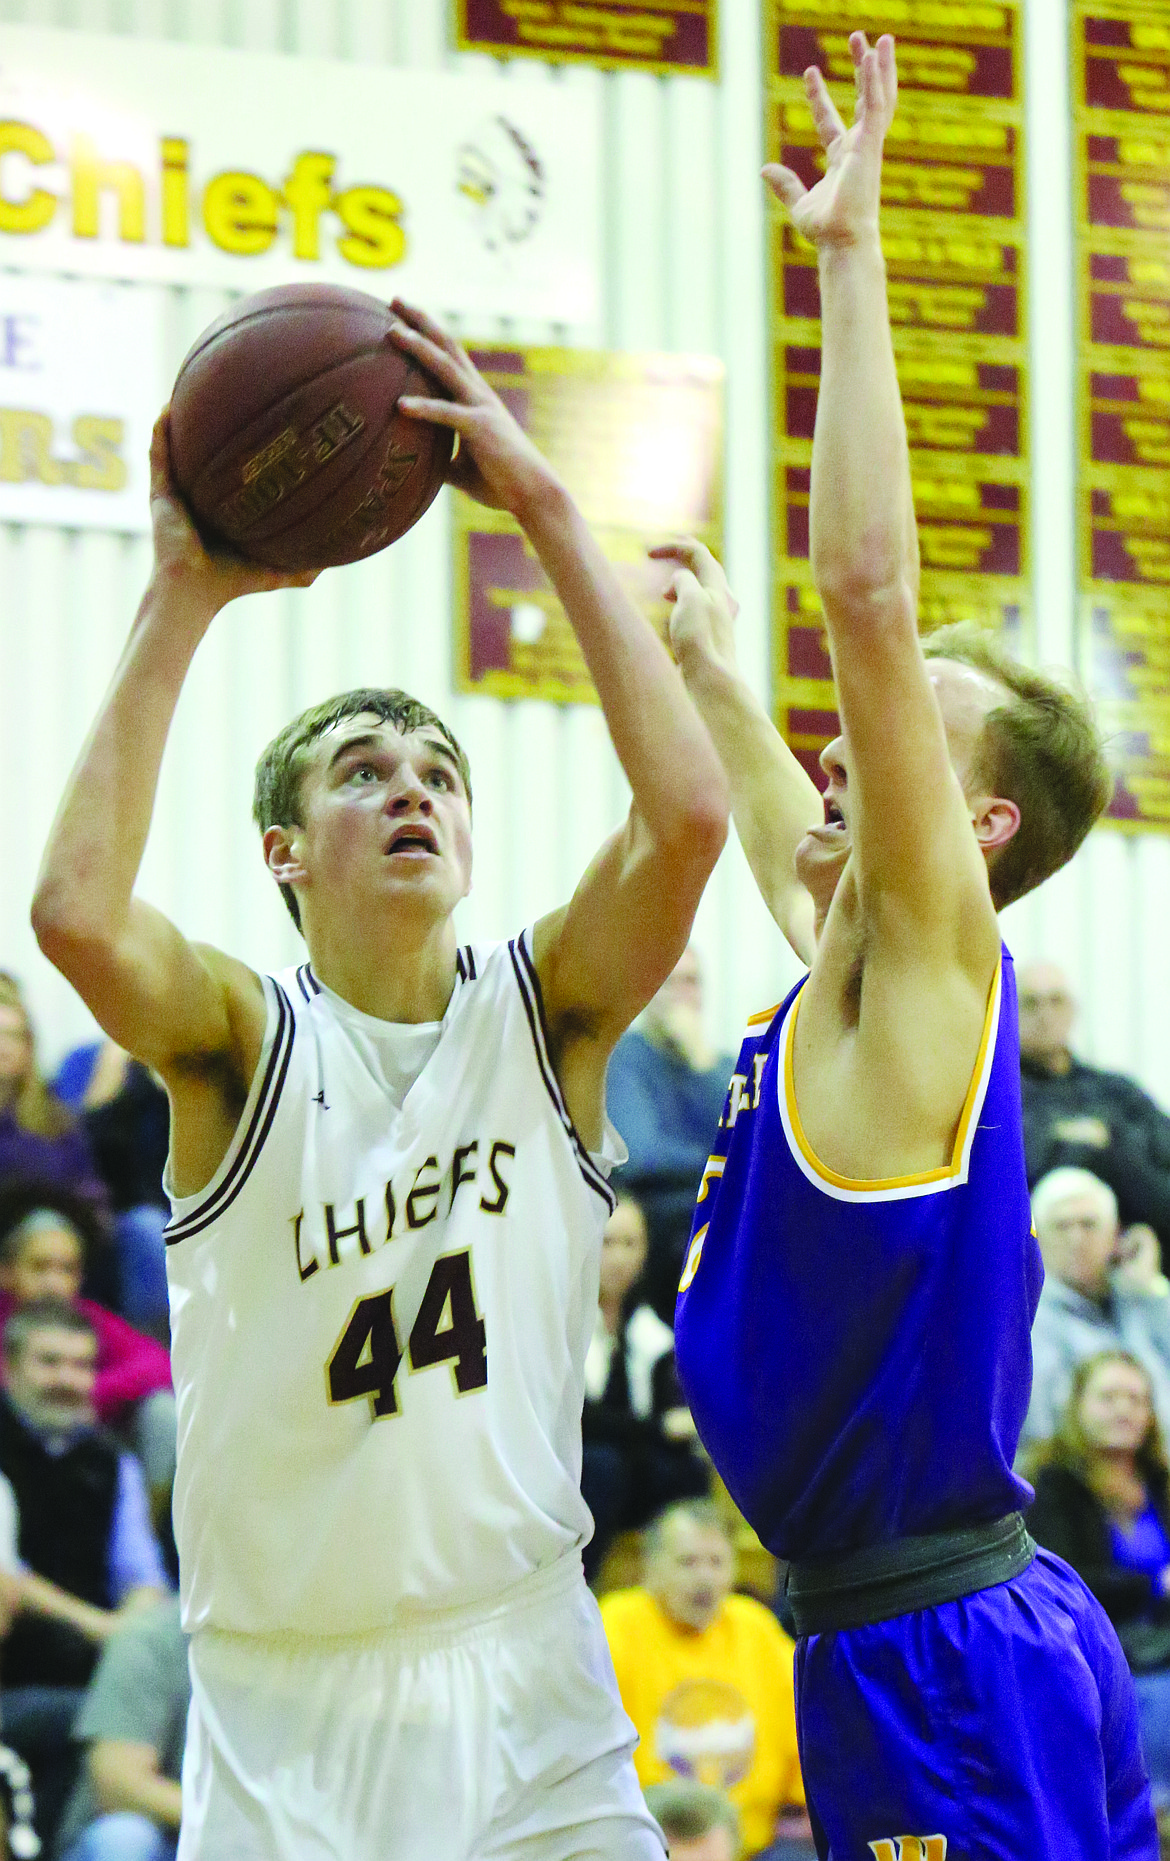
[326,1249,487,1419]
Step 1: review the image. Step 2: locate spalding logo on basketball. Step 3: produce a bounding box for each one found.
[168,283,454,572]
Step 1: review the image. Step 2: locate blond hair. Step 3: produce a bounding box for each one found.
[922,622,1111,908]
[0,982,74,1140]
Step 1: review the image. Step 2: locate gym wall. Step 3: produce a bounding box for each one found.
[0,0,1166,1113]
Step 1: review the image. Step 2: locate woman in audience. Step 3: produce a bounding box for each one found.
[1027,1348,1170,1806]
[0,982,105,1216]
[582,1194,708,1582]
[0,1203,174,1499]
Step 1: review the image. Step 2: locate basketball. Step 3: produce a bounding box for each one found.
[168,283,454,571]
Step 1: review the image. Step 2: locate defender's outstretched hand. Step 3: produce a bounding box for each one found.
[649,539,740,677]
[763,31,896,248]
[148,414,318,609]
[391,299,559,518]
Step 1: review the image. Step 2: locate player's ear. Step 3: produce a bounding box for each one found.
[263,822,307,886]
[971,794,1020,853]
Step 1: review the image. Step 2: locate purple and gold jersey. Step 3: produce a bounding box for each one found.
[674,948,1043,1560]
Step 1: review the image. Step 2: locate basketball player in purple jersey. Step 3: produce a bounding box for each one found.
[667,34,1157,1861]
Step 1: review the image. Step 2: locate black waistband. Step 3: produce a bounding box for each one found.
[785,1512,1035,1635]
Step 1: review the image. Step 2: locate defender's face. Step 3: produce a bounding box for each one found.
[793,660,1004,923]
[1078,1360,1152,1455]
[288,716,472,931]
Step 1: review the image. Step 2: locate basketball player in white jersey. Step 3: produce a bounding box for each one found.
[32,301,730,1861]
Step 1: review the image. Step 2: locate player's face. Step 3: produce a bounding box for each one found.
[1078,1360,1152,1455]
[794,659,1007,924]
[1037,1192,1118,1298]
[5,1327,97,1431]
[2,1227,84,1305]
[291,716,472,930]
[651,1519,735,1632]
[599,1201,648,1307]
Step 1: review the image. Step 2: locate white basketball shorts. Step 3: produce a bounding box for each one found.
[177,1555,666,1861]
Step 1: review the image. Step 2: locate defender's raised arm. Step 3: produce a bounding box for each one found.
[655,538,821,967]
[767,35,1005,965]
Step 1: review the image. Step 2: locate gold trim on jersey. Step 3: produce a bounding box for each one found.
[781,961,1002,1197]
[746,1003,782,1030]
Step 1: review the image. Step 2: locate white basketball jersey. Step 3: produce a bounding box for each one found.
[165,932,618,1638]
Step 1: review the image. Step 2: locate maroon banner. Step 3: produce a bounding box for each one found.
[453,346,723,703]
[1074,3,1170,826]
[765,1,1029,787]
[453,0,717,76]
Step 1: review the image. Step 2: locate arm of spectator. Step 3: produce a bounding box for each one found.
[650,1349,699,1441]
[18,1571,118,1644]
[1112,1226,1169,1300]
[108,1454,170,1605]
[89,1740,183,1830]
[87,1301,172,1421]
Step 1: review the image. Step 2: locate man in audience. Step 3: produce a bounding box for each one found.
[643,1781,742,1861]
[1019,960,1170,1261]
[1023,1166,1170,1450]
[0,1301,169,1845]
[54,1594,186,1861]
[607,948,733,1318]
[600,1502,807,1858]
[0,1206,174,1500]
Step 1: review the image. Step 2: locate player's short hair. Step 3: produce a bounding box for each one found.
[643,1781,742,1860]
[253,688,473,931]
[3,1297,95,1364]
[1031,1166,1118,1235]
[921,622,1111,909]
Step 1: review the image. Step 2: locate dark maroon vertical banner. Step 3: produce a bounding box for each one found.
[766,2,1029,780]
[1074,4,1170,827]
[454,0,717,76]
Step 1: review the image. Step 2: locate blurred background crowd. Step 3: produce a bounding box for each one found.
[3,945,1170,1858]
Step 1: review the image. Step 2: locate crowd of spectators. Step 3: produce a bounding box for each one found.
[9,938,1170,1854]
[0,979,177,1854]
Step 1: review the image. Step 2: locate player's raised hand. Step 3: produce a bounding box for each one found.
[390,299,560,520]
[763,31,896,250]
[148,414,318,610]
[650,539,740,678]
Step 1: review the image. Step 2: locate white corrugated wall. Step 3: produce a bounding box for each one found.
[2,0,1167,1116]
[0,0,794,1073]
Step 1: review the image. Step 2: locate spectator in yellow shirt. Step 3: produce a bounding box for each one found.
[600,1501,809,1857]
